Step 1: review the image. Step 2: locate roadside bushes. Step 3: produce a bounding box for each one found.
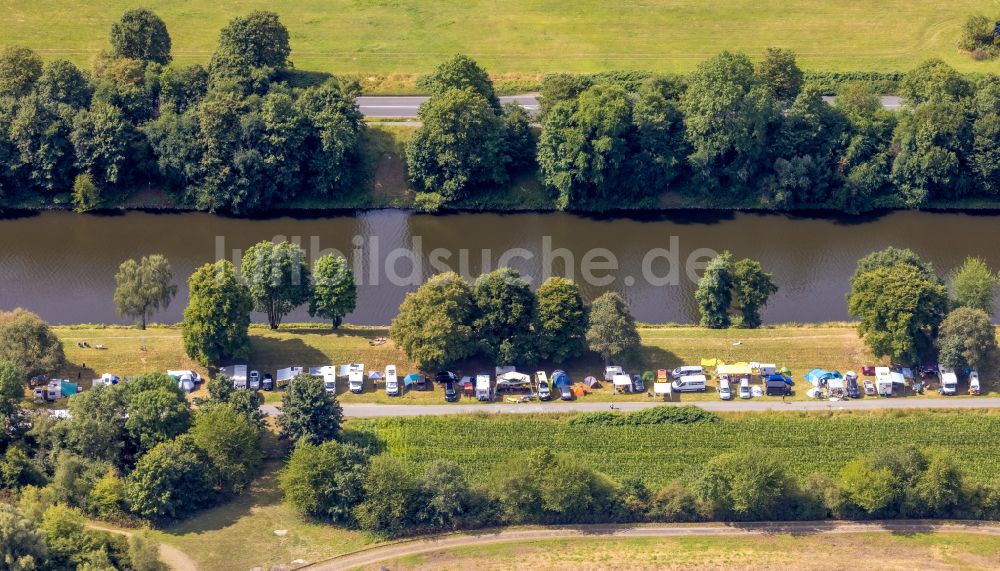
[567,405,718,426]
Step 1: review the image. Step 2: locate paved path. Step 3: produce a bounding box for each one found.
[358,94,540,117]
[261,396,1000,418]
[304,521,1000,570]
[358,94,901,118]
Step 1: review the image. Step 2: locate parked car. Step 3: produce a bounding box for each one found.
[559,384,573,401]
[632,374,645,393]
[671,365,703,380]
[739,379,751,399]
[537,372,551,401]
[846,372,860,399]
[249,370,260,390]
[718,378,732,400]
[262,373,274,391]
[863,379,876,396]
[671,374,707,392]
[764,376,790,396]
[436,371,459,384]
[443,381,458,402]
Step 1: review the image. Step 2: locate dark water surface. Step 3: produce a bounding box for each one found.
[1,209,997,325]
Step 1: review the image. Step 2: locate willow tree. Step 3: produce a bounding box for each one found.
[113,254,177,329]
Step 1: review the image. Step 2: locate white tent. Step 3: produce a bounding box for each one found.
[612,374,633,391]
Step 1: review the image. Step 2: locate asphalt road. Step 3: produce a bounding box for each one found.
[260,396,1000,418]
[304,521,1000,570]
[358,94,540,117]
[358,94,901,118]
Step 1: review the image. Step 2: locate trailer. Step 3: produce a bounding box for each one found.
[475,373,492,401]
[874,366,892,397]
[221,364,248,390]
[276,366,303,389]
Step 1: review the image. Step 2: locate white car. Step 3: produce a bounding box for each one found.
[249,370,260,390]
[739,379,751,399]
[718,378,732,400]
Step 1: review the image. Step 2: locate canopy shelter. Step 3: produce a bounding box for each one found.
[60,380,78,397]
[583,376,601,388]
[551,370,570,387]
[403,373,421,388]
[369,371,383,381]
[612,374,633,392]
[717,363,752,377]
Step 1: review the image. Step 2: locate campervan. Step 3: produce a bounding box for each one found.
[475,373,492,401]
[604,366,624,381]
[276,366,303,389]
[222,364,248,390]
[347,363,365,393]
[718,378,732,400]
[385,365,399,396]
[671,365,703,380]
[874,367,892,397]
[672,374,707,392]
[249,370,260,390]
[939,366,958,396]
[309,366,338,394]
[536,371,551,401]
[969,370,981,395]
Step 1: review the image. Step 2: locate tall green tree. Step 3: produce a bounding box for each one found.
[241,240,311,329]
[948,257,999,316]
[755,47,804,104]
[406,88,509,201]
[279,440,369,523]
[353,455,417,535]
[534,277,588,363]
[695,252,734,328]
[851,247,939,289]
[113,255,177,329]
[181,261,252,366]
[0,309,65,379]
[585,292,640,365]
[36,60,92,109]
[0,502,47,571]
[0,46,43,99]
[417,55,501,112]
[110,8,172,65]
[390,273,478,370]
[158,64,208,114]
[189,404,262,494]
[278,374,343,444]
[0,361,25,443]
[125,435,215,521]
[308,254,356,329]
[936,307,999,372]
[697,451,796,520]
[732,258,779,328]
[848,264,948,364]
[295,79,365,196]
[898,59,973,107]
[124,384,192,456]
[208,10,289,91]
[473,268,536,363]
[70,102,144,189]
[971,83,1000,196]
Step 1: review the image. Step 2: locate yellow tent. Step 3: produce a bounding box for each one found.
[700,358,724,368]
[717,363,753,376]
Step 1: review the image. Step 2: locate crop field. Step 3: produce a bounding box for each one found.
[4,1,999,77]
[353,410,1000,488]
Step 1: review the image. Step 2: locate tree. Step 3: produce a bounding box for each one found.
[848,264,948,364]
[295,79,365,196]
[838,457,900,516]
[0,502,47,571]
[206,374,234,403]
[959,15,997,52]
[585,292,640,365]
[279,440,369,523]
[308,255,356,329]
[125,435,215,521]
[353,455,417,536]
[534,277,588,363]
[71,101,144,189]
[406,88,509,201]
[37,60,92,109]
[502,103,536,169]
[390,273,478,370]
[9,96,75,194]
[0,361,25,443]
[936,307,999,372]
[124,386,192,456]
[899,59,973,107]
[127,532,168,571]
[278,374,343,444]
[755,47,804,104]
[416,55,501,112]
[181,261,252,366]
[682,51,777,196]
[851,247,939,289]
[0,46,43,99]
[414,461,479,530]
[948,257,999,316]
[241,240,311,329]
[159,65,208,114]
[890,99,973,205]
[473,268,536,363]
[110,8,172,65]
[64,385,128,467]
[72,174,101,213]
[913,449,966,518]
[695,252,734,328]
[189,404,262,494]
[209,10,290,88]
[0,309,65,379]
[113,255,177,330]
[697,451,795,520]
[731,258,779,328]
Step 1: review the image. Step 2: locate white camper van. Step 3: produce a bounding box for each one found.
[672,374,707,392]
[939,366,958,396]
[475,373,492,401]
[347,363,365,393]
[385,365,399,396]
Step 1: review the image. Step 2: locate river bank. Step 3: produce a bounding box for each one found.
[47,323,995,405]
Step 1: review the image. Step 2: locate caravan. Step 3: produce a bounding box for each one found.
[874,367,892,397]
[309,366,338,394]
[346,363,365,393]
[939,366,958,396]
[385,365,399,396]
[221,364,248,390]
[475,373,492,401]
[276,366,303,390]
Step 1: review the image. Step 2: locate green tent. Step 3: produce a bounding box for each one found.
[60,380,78,397]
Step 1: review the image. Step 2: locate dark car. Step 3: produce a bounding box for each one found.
[559,384,573,401]
[764,376,791,396]
[632,374,645,393]
[261,373,274,391]
[443,381,458,402]
[435,371,459,384]
[847,376,860,398]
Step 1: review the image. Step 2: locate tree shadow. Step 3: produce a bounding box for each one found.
[248,336,331,377]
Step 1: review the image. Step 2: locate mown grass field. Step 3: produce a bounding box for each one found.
[367,533,1000,570]
[5,1,999,79]
[51,322,991,404]
[355,410,1000,488]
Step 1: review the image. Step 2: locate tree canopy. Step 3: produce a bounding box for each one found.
[473,268,536,363]
[390,273,478,370]
[109,8,172,65]
[181,261,252,366]
[308,254,357,329]
[948,257,999,316]
[936,307,999,372]
[585,292,640,364]
[534,277,588,363]
[0,309,65,379]
[241,240,311,329]
[278,374,343,444]
[113,255,177,329]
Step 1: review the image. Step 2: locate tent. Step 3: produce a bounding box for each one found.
[551,370,570,387]
[804,369,843,387]
[700,358,724,368]
[779,366,791,376]
[60,380,78,397]
[717,363,753,377]
[572,384,588,397]
[612,374,632,392]
[583,376,601,389]
[403,373,421,388]
[369,371,383,381]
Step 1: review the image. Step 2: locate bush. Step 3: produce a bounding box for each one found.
[567,406,717,427]
[413,191,445,213]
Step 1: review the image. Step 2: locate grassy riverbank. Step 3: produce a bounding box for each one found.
[4,1,994,77]
[50,322,992,405]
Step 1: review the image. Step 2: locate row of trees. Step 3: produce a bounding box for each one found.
[181,241,356,365]
[848,247,1000,370]
[389,270,640,370]
[0,9,365,213]
[279,431,1000,538]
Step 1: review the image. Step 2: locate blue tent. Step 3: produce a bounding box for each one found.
[551,370,570,387]
[804,369,842,387]
[767,374,793,386]
[403,373,420,388]
[60,380,79,397]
